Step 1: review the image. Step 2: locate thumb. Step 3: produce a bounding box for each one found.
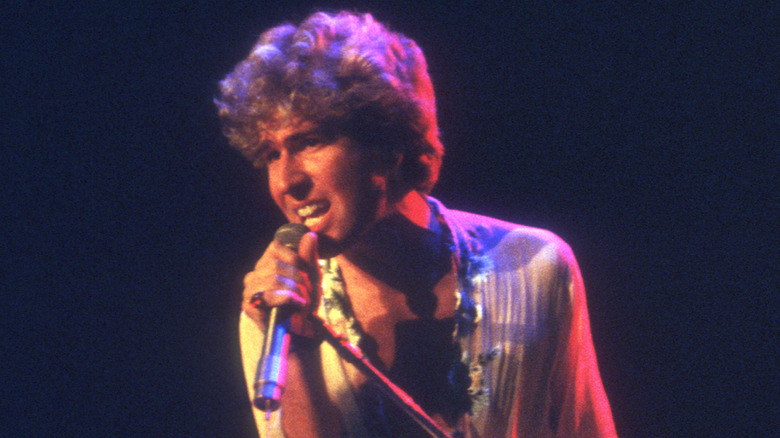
[298,231,320,308]
[292,231,320,337]
[297,231,319,266]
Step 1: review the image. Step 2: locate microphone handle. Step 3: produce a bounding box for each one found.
[253,307,290,412]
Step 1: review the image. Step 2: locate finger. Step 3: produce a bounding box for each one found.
[241,292,266,327]
[242,269,276,304]
[254,240,298,271]
[249,291,266,307]
[245,273,306,305]
[244,257,306,296]
[270,267,312,303]
[263,287,308,309]
[273,260,310,287]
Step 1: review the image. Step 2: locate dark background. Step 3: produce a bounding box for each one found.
[3,1,776,436]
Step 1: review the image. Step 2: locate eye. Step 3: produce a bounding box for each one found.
[262,148,281,162]
[300,136,323,148]
[287,136,324,155]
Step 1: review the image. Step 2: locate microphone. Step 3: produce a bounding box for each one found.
[253,223,310,413]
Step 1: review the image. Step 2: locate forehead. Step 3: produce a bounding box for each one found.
[258,113,314,145]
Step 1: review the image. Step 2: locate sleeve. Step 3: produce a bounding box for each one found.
[544,242,617,438]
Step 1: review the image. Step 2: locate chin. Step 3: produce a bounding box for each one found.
[316,224,367,259]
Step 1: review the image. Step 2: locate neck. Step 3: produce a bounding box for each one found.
[388,190,432,230]
[339,190,435,263]
[337,193,452,317]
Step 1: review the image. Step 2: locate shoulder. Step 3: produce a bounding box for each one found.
[434,199,577,275]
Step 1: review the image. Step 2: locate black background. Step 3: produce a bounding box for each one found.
[3,1,776,436]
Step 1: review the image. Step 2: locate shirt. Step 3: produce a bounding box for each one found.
[239,197,617,437]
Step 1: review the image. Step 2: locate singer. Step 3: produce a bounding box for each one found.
[216,10,617,437]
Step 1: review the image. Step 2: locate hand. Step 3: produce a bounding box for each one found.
[242,231,320,337]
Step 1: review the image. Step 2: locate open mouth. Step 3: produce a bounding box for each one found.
[295,201,330,230]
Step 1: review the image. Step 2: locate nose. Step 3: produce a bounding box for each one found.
[271,151,311,201]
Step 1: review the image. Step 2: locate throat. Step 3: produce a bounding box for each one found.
[341,212,453,318]
[334,212,459,371]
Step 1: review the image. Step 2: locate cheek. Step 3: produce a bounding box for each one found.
[326,155,365,191]
[333,165,377,206]
[266,169,284,206]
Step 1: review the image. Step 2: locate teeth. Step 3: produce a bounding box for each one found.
[296,202,326,219]
[304,216,322,228]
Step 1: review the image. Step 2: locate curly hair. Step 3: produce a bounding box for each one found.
[215,11,443,193]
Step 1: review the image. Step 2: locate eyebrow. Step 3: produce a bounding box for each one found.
[255,124,340,164]
[256,127,320,151]
[285,126,338,146]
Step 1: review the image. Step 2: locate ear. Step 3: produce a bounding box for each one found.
[390,150,404,173]
[371,149,403,177]
[366,148,403,175]
[370,172,388,194]
[377,151,411,203]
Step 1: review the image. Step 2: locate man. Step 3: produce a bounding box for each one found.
[216,10,616,437]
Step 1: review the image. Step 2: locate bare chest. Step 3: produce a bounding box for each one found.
[333,260,467,433]
[333,260,456,390]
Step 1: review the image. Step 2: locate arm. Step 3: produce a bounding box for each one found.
[544,242,617,438]
[239,233,344,437]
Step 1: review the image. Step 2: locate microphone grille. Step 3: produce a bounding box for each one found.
[274,223,310,250]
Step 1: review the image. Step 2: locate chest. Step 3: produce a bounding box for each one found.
[333,261,467,433]
[338,261,459,370]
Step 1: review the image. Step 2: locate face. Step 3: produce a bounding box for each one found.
[261,118,390,257]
